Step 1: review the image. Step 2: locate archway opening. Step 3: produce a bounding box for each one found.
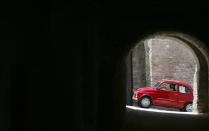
[126,32,209,114]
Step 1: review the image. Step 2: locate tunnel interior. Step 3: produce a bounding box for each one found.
[2,1,209,131]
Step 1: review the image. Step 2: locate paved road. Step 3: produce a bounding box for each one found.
[132,103,178,111]
[128,104,197,114]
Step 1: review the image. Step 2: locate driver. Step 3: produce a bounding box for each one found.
[169,84,176,91]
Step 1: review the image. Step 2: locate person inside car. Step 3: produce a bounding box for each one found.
[169,84,176,91]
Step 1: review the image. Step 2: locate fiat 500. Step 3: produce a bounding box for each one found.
[132,80,193,112]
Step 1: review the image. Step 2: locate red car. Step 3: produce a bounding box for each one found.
[132,79,193,112]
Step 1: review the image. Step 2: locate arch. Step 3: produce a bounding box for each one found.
[127,32,209,113]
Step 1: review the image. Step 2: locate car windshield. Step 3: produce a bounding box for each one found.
[153,82,161,87]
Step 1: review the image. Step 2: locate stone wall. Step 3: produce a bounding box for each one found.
[132,43,146,90]
[133,37,197,88]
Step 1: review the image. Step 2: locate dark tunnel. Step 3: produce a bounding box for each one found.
[1,1,209,131]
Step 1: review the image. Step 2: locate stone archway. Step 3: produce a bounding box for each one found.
[127,32,209,113]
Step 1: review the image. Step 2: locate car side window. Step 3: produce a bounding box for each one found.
[172,84,178,91]
[159,83,176,91]
[179,86,191,94]
[179,86,186,93]
[159,83,170,90]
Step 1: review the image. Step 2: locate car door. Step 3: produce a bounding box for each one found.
[154,82,172,107]
[168,84,179,108]
[177,85,193,108]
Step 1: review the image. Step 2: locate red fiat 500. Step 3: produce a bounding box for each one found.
[132,80,193,112]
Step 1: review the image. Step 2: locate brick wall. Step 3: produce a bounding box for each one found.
[133,37,197,89]
[132,42,146,90]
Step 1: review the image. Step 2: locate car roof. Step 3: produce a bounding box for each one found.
[160,79,192,88]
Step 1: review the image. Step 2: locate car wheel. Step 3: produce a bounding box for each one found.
[139,97,152,108]
[185,103,193,112]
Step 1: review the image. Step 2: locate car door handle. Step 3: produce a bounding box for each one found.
[174,94,178,96]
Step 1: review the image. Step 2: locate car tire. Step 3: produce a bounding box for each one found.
[139,96,152,108]
[181,103,193,112]
[185,103,193,112]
